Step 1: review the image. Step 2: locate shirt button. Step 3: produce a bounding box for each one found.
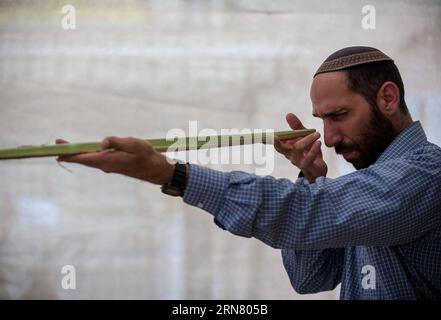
[197,202,204,208]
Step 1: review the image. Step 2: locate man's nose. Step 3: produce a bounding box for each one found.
[324,123,343,148]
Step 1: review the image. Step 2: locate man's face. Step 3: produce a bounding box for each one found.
[310,71,396,169]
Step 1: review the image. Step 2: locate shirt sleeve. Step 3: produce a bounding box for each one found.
[281,248,343,294]
[182,149,441,250]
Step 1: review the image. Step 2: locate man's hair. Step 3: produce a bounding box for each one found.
[345,61,409,115]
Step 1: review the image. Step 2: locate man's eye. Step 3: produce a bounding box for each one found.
[332,113,346,120]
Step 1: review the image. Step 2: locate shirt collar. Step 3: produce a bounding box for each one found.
[376,121,427,163]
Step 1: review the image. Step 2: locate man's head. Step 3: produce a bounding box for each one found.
[310,46,412,169]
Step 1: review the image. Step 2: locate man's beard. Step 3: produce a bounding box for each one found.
[335,107,397,169]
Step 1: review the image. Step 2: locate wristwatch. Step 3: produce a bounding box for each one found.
[161,162,188,197]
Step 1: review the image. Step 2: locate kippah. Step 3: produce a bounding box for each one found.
[314,46,393,77]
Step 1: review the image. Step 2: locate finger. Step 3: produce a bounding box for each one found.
[286,113,306,130]
[56,139,69,144]
[316,142,324,158]
[295,132,320,151]
[302,140,321,168]
[57,150,113,167]
[58,150,134,175]
[273,136,292,155]
[101,136,146,154]
[57,152,102,166]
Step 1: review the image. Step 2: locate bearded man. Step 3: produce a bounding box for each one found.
[57,47,441,299]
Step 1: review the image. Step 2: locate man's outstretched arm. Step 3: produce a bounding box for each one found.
[57,134,441,250]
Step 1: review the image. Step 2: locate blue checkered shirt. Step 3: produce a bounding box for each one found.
[182,121,441,299]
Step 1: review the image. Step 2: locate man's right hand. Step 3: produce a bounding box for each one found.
[274,113,328,183]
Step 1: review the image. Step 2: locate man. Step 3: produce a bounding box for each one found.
[57,47,441,299]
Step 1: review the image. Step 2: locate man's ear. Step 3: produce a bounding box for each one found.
[376,81,400,116]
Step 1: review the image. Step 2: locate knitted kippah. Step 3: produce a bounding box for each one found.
[314,46,393,77]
